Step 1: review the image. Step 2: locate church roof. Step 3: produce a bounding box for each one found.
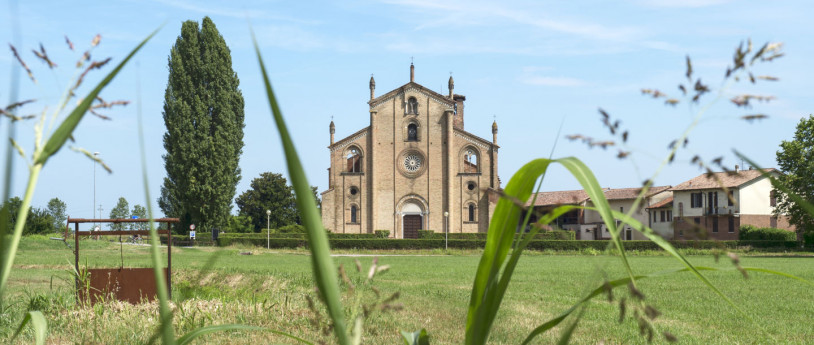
[368,81,455,109]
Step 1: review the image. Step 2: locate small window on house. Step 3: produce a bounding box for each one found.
[463,149,479,173]
[407,97,418,114]
[728,216,734,233]
[407,123,418,141]
[667,210,672,222]
[620,206,624,213]
[350,205,358,223]
[468,203,476,222]
[679,202,684,217]
[712,218,719,233]
[770,190,777,207]
[660,210,665,222]
[691,193,703,208]
[346,148,362,173]
[728,190,734,206]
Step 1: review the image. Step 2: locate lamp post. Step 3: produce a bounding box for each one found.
[443,211,449,251]
[93,152,99,228]
[266,209,271,249]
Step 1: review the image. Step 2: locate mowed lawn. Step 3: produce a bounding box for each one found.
[5,237,814,344]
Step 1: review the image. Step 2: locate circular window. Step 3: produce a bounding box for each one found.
[404,154,422,172]
[467,182,476,191]
[349,186,358,195]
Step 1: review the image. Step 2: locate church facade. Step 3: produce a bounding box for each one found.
[321,65,501,238]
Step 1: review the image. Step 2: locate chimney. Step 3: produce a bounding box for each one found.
[735,164,740,173]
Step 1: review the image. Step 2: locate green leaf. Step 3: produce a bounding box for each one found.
[176,324,312,345]
[252,30,349,345]
[401,329,430,345]
[34,27,159,166]
[11,310,47,345]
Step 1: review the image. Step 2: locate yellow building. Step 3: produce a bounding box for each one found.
[321,64,500,238]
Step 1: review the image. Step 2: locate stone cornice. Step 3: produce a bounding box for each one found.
[329,127,370,152]
[368,82,455,110]
[454,128,499,152]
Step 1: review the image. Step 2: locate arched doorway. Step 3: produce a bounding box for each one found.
[401,201,423,239]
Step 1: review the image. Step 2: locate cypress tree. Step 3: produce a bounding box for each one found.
[159,17,244,233]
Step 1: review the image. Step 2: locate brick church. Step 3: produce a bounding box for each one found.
[321,64,501,238]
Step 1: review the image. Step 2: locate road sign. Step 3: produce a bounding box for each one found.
[190,224,195,230]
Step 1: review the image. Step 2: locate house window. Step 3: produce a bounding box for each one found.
[463,149,479,173]
[620,206,624,213]
[626,230,632,240]
[660,210,665,222]
[712,218,718,233]
[667,210,672,222]
[708,191,718,214]
[350,205,358,223]
[346,147,362,173]
[679,202,684,217]
[728,190,734,206]
[728,216,734,233]
[407,97,418,114]
[407,123,418,141]
[691,193,703,208]
[770,190,777,207]
[468,203,476,222]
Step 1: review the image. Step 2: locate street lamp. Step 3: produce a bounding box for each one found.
[266,209,271,249]
[443,211,449,251]
[93,152,99,228]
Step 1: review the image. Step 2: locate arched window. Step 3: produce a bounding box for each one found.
[407,97,418,114]
[346,147,362,173]
[350,205,358,223]
[468,203,476,222]
[407,123,418,141]
[463,148,479,173]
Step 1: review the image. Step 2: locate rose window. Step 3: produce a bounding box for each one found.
[404,154,422,172]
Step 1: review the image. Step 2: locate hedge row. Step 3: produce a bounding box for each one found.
[218,230,574,241]
[217,238,803,251]
[739,225,796,241]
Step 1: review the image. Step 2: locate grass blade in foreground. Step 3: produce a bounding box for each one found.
[176,324,313,345]
[0,28,159,304]
[10,310,47,345]
[252,31,349,345]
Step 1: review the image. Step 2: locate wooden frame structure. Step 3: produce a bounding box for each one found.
[66,217,179,302]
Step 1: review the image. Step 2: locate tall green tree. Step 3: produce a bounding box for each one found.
[1,197,54,235]
[130,204,147,230]
[235,172,320,232]
[46,198,67,232]
[159,17,245,234]
[775,114,814,240]
[109,197,130,230]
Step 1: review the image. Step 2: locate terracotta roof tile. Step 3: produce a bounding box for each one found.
[603,186,671,200]
[647,196,673,209]
[670,169,775,191]
[527,190,588,206]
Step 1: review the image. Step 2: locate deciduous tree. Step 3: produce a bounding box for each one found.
[775,114,814,240]
[235,172,319,232]
[109,197,130,230]
[46,198,67,232]
[159,16,245,234]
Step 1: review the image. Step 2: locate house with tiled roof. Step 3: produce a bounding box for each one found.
[646,196,674,239]
[524,186,672,240]
[670,166,794,240]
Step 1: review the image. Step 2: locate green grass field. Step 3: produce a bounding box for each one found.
[3,236,813,344]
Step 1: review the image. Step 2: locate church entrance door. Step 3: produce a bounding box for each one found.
[403,215,422,239]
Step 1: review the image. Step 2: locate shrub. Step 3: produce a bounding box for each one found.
[276,224,305,233]
[739,225,796,241]
[374,230,390,238]
[417,230,436,238]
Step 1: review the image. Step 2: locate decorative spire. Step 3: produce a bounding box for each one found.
[330,119,335,145]
[410,61,415,83]
[492,119,498,145]
[448,73,454,98]
[369,74,375,100]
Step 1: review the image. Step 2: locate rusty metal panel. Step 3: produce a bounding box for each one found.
[80,268,168,305]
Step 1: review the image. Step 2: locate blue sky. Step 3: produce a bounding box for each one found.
[1,0,812,224]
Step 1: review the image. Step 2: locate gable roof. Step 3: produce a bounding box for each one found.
[603,186,671,200]
[527,186,671,207]
[454,128,499,150]
[646,196,673,209]
[528,190,588,207]
[368,81,455,109]
[670,168,776,191]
